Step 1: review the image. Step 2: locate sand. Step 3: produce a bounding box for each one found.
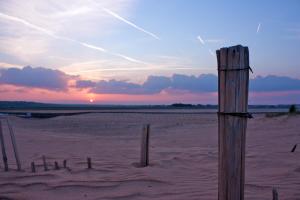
[0,112,299,200]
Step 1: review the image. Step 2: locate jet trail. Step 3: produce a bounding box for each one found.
[197,35,205,45]
[0,12,147,64]
[102,8,160,40]
[256,23,261,33]
[0,12,56,37]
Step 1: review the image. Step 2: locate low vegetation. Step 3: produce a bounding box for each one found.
[266,104,299,118]
[289,104,297,114]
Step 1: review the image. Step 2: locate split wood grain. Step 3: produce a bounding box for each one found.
[217,45,250,200]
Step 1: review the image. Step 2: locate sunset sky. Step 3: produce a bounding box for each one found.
[0,0,300,104]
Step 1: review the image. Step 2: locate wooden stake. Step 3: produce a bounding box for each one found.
[291,144,297,152]
[6,118,22,171]
[54,161,59,170]
[31,162,36,173]
[0,120,8,171]
[63,159,67,168]
[217,45,250,200]
[140,124,150,167]
[272,188,279,200]
[42,155,48,171]
[87,157,92,169]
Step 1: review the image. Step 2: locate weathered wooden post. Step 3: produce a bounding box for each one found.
[291,144,297,152]
[87,157,92,169]
[6,118,22,171]
[63,159,67,168]
[217,45,251,200]
[272,188,279,200]
[140,124,150,167]
[31,162,36,173]
[42,155,48,171]
[0,120,9,171]
[54,161,59,170]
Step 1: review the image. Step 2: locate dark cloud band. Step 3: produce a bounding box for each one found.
[0,66,73,91]
[1,66,300,94]
[77,74,300,94]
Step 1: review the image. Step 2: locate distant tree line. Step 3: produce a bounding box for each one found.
[0,101,299,111]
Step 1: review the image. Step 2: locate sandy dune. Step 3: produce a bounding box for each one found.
[0,113,299,200]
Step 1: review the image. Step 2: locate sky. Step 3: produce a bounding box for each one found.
[0,0,300,104]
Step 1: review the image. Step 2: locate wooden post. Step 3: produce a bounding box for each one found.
[0,120,8,171]
[42,155,48,171]
[6,118,22,171]
[291,144,297,152]
[31,162,36,173]
[272,188,279,200]
[63,159,67,168]
[217,45,250,200]
[54,161,59,170]
[87,157,92,169]
[140,124,150,167]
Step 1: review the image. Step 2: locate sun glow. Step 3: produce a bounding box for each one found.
[89,99,94,103]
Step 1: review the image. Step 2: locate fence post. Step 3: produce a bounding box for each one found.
[272,188,279,200]
[6,118,22,171]
[87,157,92,169]
[0,120,8,171]
[217,45,250,200]
[31,162,36,173]
[63,159,67,168]
[291,144,297,152]
[140,124,150,167]
[54,161,59,170]
[42,155,48,171]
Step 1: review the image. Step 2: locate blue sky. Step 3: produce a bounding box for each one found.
[122,0,300,77]
[0,0,300,104]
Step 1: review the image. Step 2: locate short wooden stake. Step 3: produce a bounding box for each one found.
[6,118,22,171]
[140,124,150,167]
[54,161,59,170]
[272,188,279,200]
[31,162,36,173]
[217,45,250,200]
[42,155,48,171]
[63,159,67,168]
[0,120,9,171]
[87,157,92,169]
[291,144,297,152]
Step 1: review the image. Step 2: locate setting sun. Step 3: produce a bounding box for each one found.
[89,99,94,103]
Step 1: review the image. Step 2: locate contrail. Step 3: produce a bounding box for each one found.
[197,35,205,45]
[197,35,215,57]
[80,42,107,52]
[102,8,160,40]
[0,12,56,37]
[256,23,261,33]
[112,53,150,65]
[0,12,148,65]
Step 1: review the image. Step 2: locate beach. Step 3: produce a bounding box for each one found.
[0,112,299,200]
